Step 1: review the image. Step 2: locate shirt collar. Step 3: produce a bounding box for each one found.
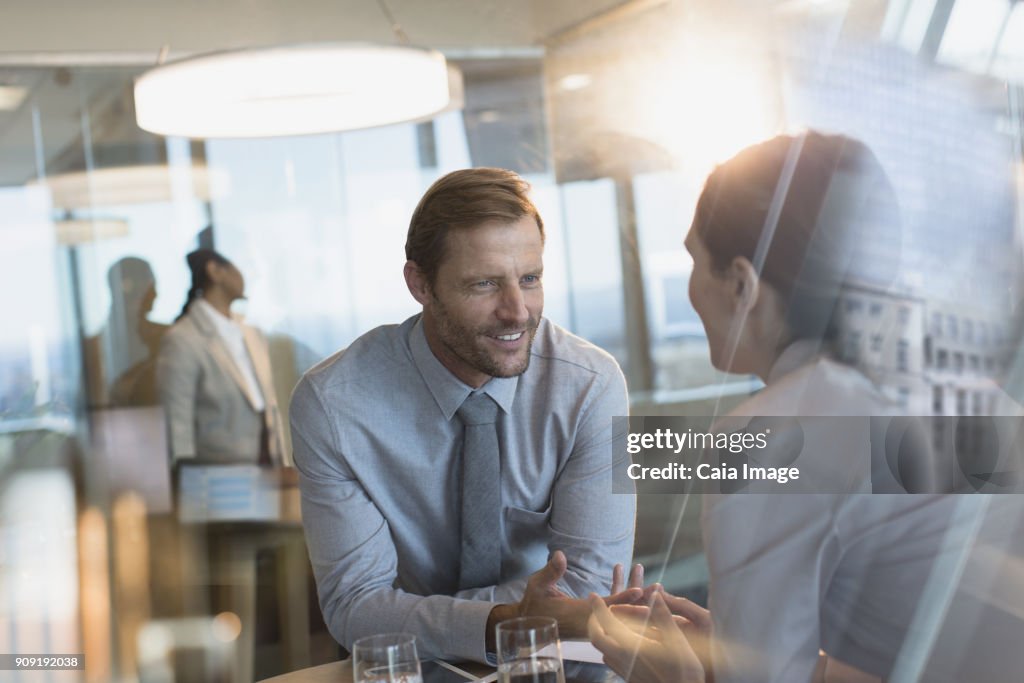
[767,338,823,384]
[195,299,240,336]
[408,315,519,421]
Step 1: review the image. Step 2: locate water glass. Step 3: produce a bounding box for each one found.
[496,617,566,683]
[353,633,422,683]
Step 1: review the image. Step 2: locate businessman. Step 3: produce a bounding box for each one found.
[290,167,637,662]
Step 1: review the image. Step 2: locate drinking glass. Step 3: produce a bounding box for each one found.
[353,633,422,683]
[496,617,566,683]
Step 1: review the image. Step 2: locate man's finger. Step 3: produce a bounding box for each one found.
[531,550,568,588]
[628,563,644,589]
[639,582,663,603]
[611,563,624,595]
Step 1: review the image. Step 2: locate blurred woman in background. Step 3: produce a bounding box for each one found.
[157,248,288,469]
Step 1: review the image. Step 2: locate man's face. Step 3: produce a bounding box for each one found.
[417,216,544,388]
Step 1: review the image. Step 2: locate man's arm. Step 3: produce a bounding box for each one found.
[551,364,635,595]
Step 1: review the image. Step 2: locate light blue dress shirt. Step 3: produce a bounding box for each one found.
[290,314,635,662]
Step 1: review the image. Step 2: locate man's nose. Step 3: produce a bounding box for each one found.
[495,284,529,325]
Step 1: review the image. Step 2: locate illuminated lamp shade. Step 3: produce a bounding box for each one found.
[31,165,230,210]
[134,43,459,138]
[54,218,130,245]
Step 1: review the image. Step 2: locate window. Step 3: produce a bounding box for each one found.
[932,385,944,413]
[931,312,943,336]
[870,302,883,317]
[953,352,964,374]
[898,387,911,408]
[956,389,967,416]
[898,306,910,324]
[937,349,949,370]
[846,331,862,363]
[947,315,959,340]
[897,339,910,372]
[871,334,884,353]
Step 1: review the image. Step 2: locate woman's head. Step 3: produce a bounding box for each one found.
[686,131,900,377]
[176,248,244,320]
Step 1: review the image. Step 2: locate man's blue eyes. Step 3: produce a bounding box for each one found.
[472,276,541,288]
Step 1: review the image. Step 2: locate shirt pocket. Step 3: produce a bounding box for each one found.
[503,505,551,577]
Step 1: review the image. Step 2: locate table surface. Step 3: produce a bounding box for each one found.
[259,660,494,683]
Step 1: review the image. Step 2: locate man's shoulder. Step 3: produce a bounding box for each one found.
[530,319,623,379]
[297,317,415,397]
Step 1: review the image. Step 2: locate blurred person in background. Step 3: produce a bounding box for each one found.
[157,248,289,469]
[84,256,168,407]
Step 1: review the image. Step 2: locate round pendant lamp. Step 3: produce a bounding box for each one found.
[134,43,458,139]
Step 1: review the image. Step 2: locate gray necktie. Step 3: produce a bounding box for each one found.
[456,392,502,589]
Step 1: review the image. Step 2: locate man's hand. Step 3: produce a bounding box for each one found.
[486,551,647,650]
[588,593,705,683]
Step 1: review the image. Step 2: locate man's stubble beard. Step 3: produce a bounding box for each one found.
[431,296,540,379]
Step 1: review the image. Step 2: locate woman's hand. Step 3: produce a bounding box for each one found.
[588,592,706,683]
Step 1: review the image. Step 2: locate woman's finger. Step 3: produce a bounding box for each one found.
[652,594,698,658]
[590,593,644,649]
[660,593,711,630]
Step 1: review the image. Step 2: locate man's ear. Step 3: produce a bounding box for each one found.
[728,256,760,315]
[404,260,432,306]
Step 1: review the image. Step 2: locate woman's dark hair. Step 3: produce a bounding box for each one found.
[692,131,901,342]
[176,248,230,321]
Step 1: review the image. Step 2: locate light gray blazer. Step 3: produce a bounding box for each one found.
[157,303,289,467]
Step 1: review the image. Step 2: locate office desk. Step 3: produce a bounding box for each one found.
[259,660,495,683]
[176,466,311,683]
[260,645,612,683]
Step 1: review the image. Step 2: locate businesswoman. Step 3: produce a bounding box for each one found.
[157,248,289,468]
[587,132,988,682]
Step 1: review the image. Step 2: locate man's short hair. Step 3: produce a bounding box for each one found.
[405,167,545,285]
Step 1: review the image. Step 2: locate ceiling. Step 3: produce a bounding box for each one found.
[0,0,628,58]
[0,0,630,187]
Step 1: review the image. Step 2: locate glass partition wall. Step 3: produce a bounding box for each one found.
[2,0,1023,680]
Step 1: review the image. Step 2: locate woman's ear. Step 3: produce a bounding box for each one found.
[728,256,760,314]
[204,260,221,286]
